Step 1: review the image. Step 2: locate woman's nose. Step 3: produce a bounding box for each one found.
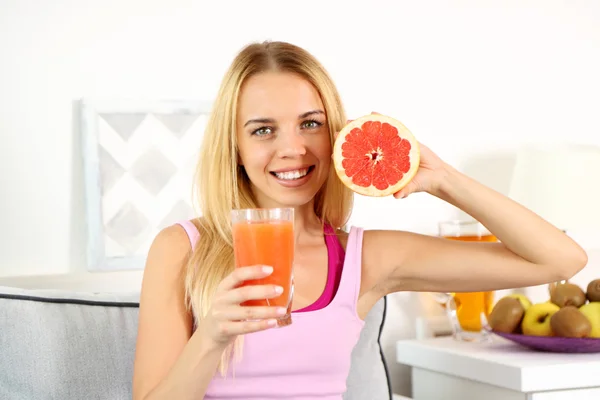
[276,131,307,158]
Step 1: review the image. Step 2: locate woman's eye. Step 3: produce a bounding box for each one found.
[302,120,323,129]
[252,126,273,136]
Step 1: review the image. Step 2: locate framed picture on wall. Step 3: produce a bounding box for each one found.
[79,98,211,271]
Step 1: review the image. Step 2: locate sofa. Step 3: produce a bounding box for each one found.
[0,284,410,400]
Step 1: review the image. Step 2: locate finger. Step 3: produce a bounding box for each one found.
[393,184,412,199]
[394,181,417,199]
[214,305,287,321]
[226,284,284,305]
[218,265,273,292]
[216,319,278,336]
[393,190,407,199]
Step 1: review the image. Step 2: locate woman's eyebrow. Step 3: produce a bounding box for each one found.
[244,117,275,127]
[298,110,325,119]
[243,110,325,127]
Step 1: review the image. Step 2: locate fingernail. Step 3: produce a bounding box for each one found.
[262,266,273,274]
[267,319,277,327]
[276,307,287,315]
[274,286,283,294]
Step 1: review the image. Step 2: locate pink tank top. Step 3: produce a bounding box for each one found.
[177,220,365,399]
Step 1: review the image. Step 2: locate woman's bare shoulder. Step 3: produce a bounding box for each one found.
[133,223,196,398]
[150,218,207,255]
[148,224,193,264]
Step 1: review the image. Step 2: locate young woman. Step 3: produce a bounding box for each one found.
[132,41,587,400]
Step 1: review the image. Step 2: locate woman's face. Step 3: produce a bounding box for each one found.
[236,71,332,209]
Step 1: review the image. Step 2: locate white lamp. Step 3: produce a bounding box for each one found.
[508,142,600,243]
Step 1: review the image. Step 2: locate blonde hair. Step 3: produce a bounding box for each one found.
[184,41,353,375]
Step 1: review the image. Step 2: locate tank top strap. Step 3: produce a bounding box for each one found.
[330,225,364,312]
[176,220,200,251]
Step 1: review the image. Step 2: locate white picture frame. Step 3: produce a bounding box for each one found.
[79,98,212,271]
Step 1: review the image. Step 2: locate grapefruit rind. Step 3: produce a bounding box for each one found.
[332,114,420,197]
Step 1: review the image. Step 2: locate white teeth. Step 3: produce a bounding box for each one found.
[274,168,309,180]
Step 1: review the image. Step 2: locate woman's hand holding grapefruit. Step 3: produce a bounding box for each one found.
[390,142,447,199]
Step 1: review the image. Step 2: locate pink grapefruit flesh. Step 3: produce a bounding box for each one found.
[332,114,420,197]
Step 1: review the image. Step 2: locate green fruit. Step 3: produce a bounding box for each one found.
[550,306,592,338]
[521,302,560,336]
[579,302,600,338]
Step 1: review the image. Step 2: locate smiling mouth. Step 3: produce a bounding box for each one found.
[270,166,315,181]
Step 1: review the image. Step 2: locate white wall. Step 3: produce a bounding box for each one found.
[2,0,599,277]
[2,1,600,396]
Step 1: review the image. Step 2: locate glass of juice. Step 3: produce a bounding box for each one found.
[436,220,497,342]
[231,208,295,327]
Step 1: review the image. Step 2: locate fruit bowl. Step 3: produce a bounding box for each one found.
[487,281,600,353]
[491,330,600,353]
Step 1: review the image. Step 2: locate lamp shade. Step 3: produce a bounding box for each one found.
[507,143,600,233]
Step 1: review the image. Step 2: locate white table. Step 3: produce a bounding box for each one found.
[396,336,600,400]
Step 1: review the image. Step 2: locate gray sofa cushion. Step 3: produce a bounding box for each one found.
[344,296,392,400]
[0,286,139,400]
[0,286,390,400]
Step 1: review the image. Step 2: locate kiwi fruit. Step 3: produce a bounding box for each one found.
[550,282,587,308]
[550,306,592,338]
[488,297,525,333]
[586,279,600,302]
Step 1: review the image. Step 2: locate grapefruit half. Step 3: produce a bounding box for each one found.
[332,114,420,197]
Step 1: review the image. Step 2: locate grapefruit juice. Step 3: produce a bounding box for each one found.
[231,208,295,327]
